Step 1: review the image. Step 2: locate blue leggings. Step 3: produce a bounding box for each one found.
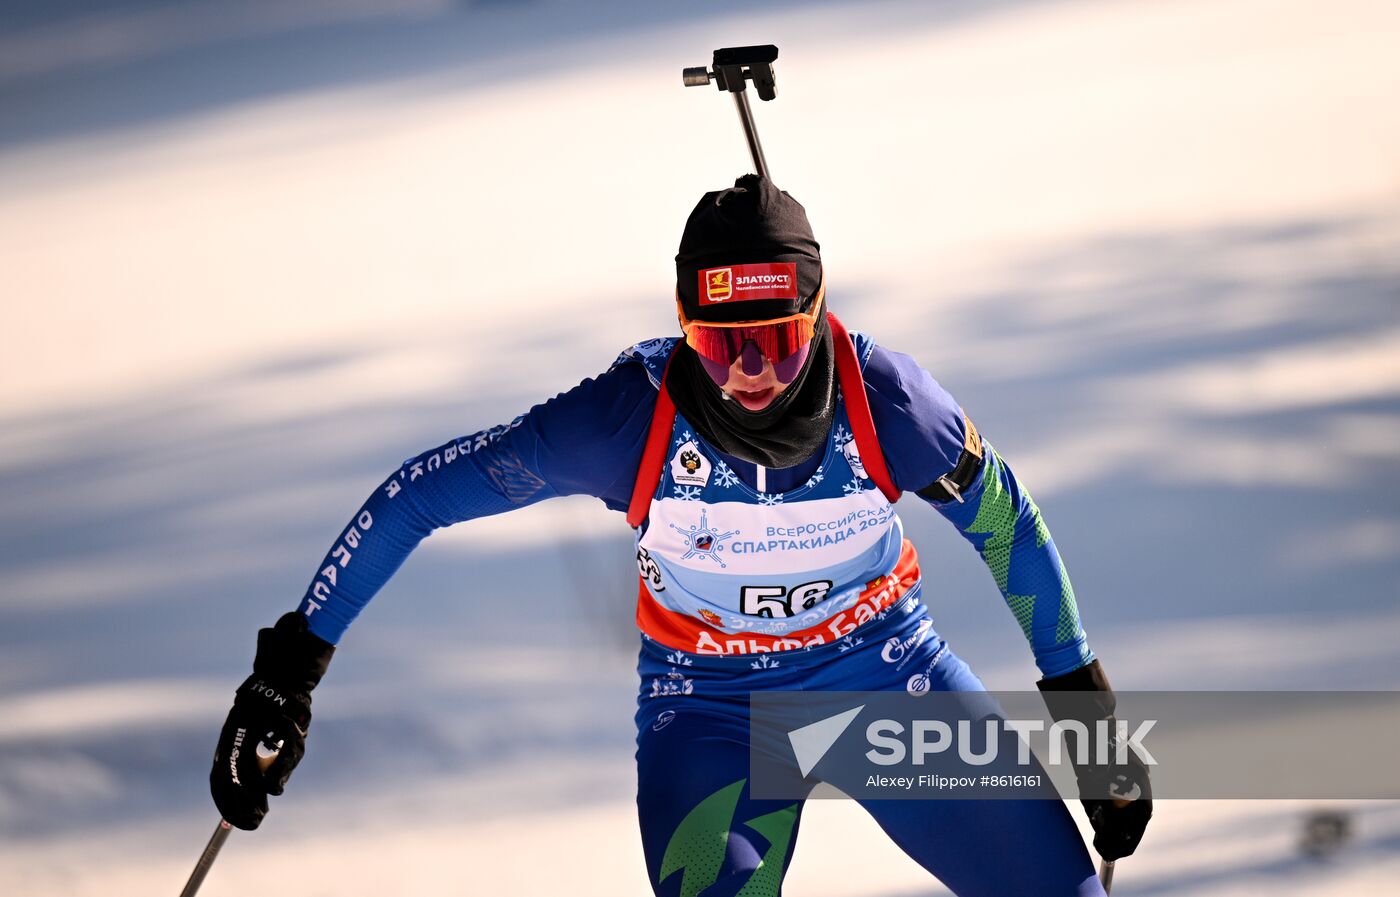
[634,597,1104,897]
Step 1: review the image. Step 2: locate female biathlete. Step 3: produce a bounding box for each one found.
[209,175,1151,896]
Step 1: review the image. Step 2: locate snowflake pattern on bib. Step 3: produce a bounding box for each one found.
[634,385,915,655]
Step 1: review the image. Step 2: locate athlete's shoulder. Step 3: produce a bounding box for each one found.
[610,336,681,389]
[533,346,659,434]
[850,332,968,492]
[846,328,878,370]
[513,348,662,509]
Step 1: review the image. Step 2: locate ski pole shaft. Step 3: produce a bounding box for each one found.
[179,819,232,897]
[731,89,770,179]
[1099,859,1115,894]
[179,735,282,896]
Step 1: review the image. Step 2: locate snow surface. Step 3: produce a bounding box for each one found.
[1,0,1398,894]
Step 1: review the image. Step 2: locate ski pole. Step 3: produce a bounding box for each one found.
[179,735,282,897]
[683,44,780,180]
[1099,859,1115,894]
[179,819,232,897]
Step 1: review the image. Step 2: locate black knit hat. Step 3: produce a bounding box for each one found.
[675,175,822,323]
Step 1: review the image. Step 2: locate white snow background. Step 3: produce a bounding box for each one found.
[1,0,1398,894]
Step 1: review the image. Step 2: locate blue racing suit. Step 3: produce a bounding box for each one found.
[294,331,1104,896]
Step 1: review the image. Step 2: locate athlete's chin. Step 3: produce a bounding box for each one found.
[730,387,776,411]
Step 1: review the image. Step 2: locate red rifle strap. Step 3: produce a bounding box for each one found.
[626,347,680,528]
[625,317,901,529]
[827,313,902,504]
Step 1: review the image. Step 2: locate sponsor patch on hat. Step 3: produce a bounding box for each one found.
[699,262,798,305]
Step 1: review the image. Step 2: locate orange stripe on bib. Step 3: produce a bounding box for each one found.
[635,540,921,655]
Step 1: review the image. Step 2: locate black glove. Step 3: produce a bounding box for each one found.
[210,612,334,830]
[1038,659,1153,862]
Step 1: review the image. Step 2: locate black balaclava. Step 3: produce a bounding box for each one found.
[670,174,834,469]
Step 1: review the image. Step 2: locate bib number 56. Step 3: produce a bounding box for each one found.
[740,580,833,618]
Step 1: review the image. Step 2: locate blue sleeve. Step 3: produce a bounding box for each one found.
[864,343,1093,678]
[297,360,656,643]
